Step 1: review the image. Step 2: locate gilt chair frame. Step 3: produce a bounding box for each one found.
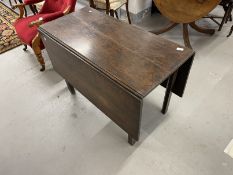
[13,3,71,71]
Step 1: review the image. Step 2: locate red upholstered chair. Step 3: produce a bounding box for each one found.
[13,0,77,71]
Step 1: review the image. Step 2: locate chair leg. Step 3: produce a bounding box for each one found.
[126,1,131,24]
[227,25,233,37]
[110,9,114,17]
[33,49,45,71]
[114,10,119,19]
[24,6,27,17]
[89,0,95,8]
[23,44,27,51]
[225,3,233,23]
[8,0,13,7]
[29,5,37,15]
[34,51,45,71]
[17,0,27,17]
[106,1,110,15]
[219,2,233,31]
[33,5,38,14]
[228,4,233,22]
[32,34,45,71]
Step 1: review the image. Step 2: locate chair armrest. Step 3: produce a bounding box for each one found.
[42,11,65,22]
[28,17,44,27]
[29,11,64,27]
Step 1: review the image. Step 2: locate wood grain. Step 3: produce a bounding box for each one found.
[39,7,195,144]
[154,0,221,23]
[40,7,194,98]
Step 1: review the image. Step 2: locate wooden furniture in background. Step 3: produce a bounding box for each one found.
[13,0,76,71]
[39,7,195,145]
[228,25,233,36]
[152,0,221,49]
[219,0,233,31]
[8,0,28,16]
[8,0,40,16]
[8,0,17,7]
[151,0,160,14]
[204,0,233,32]
[89,0,131,24]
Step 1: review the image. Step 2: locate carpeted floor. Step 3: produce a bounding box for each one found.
[0,2,21,54]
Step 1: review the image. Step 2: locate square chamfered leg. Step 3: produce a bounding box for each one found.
[161,70,178,114]
[65,80,76,95]
[128,135,136,145]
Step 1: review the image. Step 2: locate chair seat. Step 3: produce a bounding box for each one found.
[14,14,45,46]
[94,0,127,10]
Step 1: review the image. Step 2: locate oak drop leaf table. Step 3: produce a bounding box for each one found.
[39,7,195,145]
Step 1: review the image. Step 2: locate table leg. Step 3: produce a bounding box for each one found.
[161,71,178,114]
[128,135,136,145]
[150,22,177,35]
[65,80,76,95]
[183,24,192,49]
[189,22,215,35]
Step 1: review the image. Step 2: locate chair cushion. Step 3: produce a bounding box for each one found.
[94,0,127,10]
[14,14,45,46]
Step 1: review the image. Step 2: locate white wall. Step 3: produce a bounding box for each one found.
[128,0,152,14]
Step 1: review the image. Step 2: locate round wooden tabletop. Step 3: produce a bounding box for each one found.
[154,0,221,23]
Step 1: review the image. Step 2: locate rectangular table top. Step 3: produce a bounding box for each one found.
[39,7,194,98]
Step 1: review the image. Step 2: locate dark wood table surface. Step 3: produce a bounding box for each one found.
[39,7,195,145]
